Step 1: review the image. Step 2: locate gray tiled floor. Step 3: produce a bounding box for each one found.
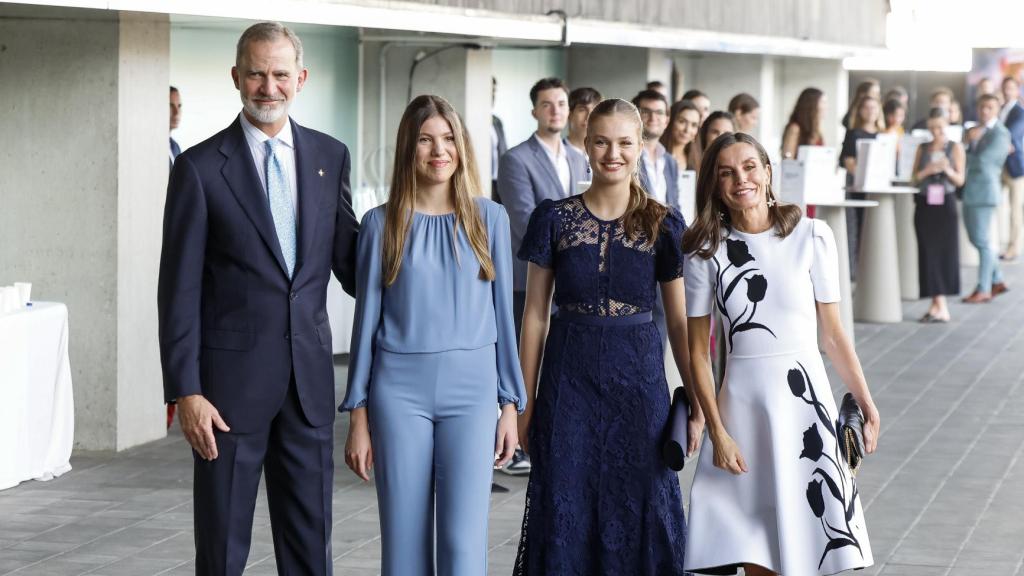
[3,263,1024,575]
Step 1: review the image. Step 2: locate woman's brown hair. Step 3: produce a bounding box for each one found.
[682,132,802,259]
[382,95,494,286]
[588,98,668,246]
[849,95,885,132]
[786,87,824,146]
[659,99,701,171]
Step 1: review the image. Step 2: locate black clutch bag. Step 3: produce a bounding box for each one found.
[838,393,865,474]
[662,386,690,472]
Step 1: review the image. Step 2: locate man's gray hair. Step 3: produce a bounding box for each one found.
[236,22,304,69]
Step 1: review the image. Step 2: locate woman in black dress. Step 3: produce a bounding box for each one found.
[840,95,882,277]
[912,108,965,322]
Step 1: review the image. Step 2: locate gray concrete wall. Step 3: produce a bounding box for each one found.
[0,4,169,450]
[567,44,649,103]
[0,5,121,450]
[404,0,888,47]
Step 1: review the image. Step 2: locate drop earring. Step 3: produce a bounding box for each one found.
[766,187,777,208]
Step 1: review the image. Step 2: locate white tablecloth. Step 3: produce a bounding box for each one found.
[0,302,74,490]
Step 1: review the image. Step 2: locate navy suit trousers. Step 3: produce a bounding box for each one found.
[193,377,334,576]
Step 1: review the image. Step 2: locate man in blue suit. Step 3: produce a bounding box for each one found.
[169,86,182,170]
[158,22,358,575]
[498,77,588,341]
[1000,76,1024,260]
[633,89,680,345]
[962,93,1011,303]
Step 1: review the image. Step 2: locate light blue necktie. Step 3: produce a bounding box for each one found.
[265,139,296,278]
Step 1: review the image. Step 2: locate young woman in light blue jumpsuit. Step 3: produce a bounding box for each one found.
[340,95,526,576]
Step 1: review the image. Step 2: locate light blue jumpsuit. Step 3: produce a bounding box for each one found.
[340,197,526,576]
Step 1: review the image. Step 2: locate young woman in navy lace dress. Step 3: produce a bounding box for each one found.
[513,98,703,576]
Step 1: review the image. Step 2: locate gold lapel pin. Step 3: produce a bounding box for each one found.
[318,168,325,177]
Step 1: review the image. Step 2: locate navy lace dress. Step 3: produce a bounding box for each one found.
[513,196,689,576]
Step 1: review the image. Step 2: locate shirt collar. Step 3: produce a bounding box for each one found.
[533,133,566,159]
[984,117,998,130]
[643,142,666,161]
[239,112,294,149]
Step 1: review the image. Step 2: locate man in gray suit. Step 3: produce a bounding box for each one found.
[498,77,589,340]
[963,93,1011,303]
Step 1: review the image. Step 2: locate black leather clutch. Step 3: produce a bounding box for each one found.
[838,393,865,474]
[662,386,690,472]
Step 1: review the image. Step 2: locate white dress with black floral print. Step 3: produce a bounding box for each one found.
[684,218,872,576]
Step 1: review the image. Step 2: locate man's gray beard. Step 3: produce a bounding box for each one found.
[643,130,662,141]
[242,95,288,124]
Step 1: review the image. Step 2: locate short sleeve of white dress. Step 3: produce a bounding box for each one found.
[810,219,841,303]
[684,251,717,317]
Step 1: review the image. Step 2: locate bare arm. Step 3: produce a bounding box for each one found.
[517,262,555,453]
[782,124,800,159]
[816,301,880,453]
[662,278,704,456]
[947,142,966,188]
[687,314,747,474]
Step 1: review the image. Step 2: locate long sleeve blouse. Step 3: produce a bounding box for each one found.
[339,197,526,413]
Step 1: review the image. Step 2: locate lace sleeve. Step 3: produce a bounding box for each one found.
[655,208,687,283]
[517,199,558,268]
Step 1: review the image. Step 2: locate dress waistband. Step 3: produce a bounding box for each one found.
[553,310,653,326]
[728,347,820,360]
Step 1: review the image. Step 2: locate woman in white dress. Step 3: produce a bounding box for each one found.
[681,132,881,576]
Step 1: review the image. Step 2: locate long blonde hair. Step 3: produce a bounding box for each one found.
[588,98,668,246]
[382,95,495,286]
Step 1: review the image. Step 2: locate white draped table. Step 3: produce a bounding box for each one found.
[0,302,74,490]
[851,185,919,323]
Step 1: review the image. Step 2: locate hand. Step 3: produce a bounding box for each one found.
[967,126,983,142]
[687,413,705,458]
[517,408,533,455]
[861,402,881,455]
[344,408,374,481]
[177,394,230,460]
[494,404,518,468]
[710,430,747,475]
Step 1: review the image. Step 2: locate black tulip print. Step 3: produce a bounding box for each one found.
[711,239,776,351]
[788,368,806,397]
[726,238,755,267]
[746,274,767,303]
[787,363,864,568]
[806,480,826,518]
[800,424,824,462]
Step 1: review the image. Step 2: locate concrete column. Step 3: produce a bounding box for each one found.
[0,5,169,450]
[116,12,171,449]
[409,46,494,196]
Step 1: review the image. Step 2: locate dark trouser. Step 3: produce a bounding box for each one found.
[193,379,333,576]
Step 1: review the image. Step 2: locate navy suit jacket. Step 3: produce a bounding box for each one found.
[638,149,680,212]
[1004,102,1024,178]
[498,135,589,291]
[158,116,359,433]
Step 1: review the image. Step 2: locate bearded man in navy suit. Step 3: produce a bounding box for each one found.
[158,22,358,575]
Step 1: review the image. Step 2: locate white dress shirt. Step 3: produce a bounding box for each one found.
[641,143,668,204]
[533,134,571,196]
[239,112,298,216]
